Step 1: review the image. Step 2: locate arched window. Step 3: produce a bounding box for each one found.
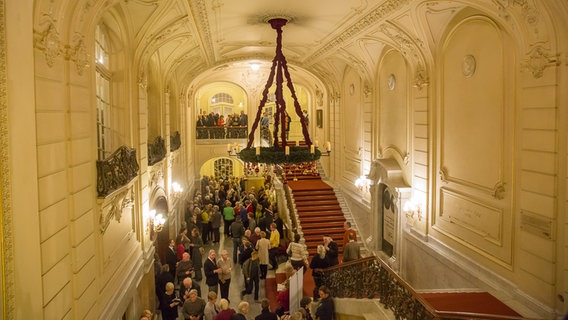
[95,24,112,160]
[211,92,234,104]
[209,92,235,117]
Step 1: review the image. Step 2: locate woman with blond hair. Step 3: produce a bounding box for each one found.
[213,298,235,320]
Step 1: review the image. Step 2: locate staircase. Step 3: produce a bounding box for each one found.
[286,177,346,255]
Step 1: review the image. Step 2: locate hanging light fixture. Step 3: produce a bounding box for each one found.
[238,18,329,164]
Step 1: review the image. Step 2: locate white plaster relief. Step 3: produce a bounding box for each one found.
[36,14,63,67]
[68,33,90,75]
[523,44,559,78]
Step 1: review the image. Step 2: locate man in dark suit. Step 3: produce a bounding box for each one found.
[165,239,178,278]
[323,234,339,266]
[203,249,221,294]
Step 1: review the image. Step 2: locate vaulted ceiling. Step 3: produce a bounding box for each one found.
[123,0,406,90]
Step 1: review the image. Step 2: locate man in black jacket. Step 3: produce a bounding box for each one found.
[203,249,221,294]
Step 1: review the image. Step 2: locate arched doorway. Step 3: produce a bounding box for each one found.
[152,196,170,264]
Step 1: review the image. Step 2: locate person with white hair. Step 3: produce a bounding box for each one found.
[182,289,206,320]
[231,301,249,320]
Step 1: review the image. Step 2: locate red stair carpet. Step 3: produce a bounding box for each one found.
[420,292,522,318]
[286,179,346,256]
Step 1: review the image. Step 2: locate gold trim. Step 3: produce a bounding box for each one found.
[0,0,14,317]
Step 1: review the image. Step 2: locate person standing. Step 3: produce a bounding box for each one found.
[214,298,235,320]
[286,233,309,272]
[222,200,235,237]
[190,228,204,281]
[342,222,357,253]
[254,299,278,320]
[176,252,194,286]
[180,277,202,304]
[322,234,339,266]
[268,223,280,270]
[309,245,330,301]
[204,249,221,294]
[161,282,180,320]
[210,205,222,244]
[241,250,260,301]
[255,231,270,279]
[342,233,360,263]
[217,249,233,301]
[182,289,206,320]
[315,286,335,320]
[166,239,178,278]
[204,291,220,320]
[230,301,249,320]
[230,216,245,264]
[156,264,174,307]
[299,297,314,320]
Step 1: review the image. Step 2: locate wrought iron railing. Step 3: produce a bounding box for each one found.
[96,146,139,197]
[170,131,181,151]
[148,136,166,165]
[196,126,248,139]
[320,257,531,320]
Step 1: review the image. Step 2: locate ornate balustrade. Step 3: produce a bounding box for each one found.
[196,126,248,139]
[320,257,530,320]
[320,257,434,320]
[170,131,181,151]
[148,136,166,165]
[96,146,139,197]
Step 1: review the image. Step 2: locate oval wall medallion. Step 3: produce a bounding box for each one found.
[387,74,396,90]
[349,83,355,95]
[463,54,476,78]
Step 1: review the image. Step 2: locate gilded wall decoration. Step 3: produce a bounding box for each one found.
[36,15,63,67]
[0,0,15,316]
[413,69,428,90]
[523,45,559,78]
[99,185,135,234]
[306,0,410,63]
[69,33,90,75]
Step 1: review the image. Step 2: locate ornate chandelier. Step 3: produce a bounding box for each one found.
[237,18,328,164]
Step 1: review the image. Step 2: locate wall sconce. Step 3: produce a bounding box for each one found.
[354,175,370,192]
[227,142,241,157]
[314,140,332,157]
[145,209,166,233]
[403,199,422,222]
[171,182,184,199]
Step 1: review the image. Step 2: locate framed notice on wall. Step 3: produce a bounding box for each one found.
[316,109,323,128]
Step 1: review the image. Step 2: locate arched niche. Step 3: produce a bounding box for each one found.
[368,158,411,271]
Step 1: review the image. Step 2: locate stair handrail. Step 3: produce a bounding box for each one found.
[319,256,533,320]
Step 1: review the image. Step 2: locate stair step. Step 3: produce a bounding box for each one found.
[298,216,342,223]
[295,195,337,201]
[295,204,342,211]
[298,210,344,216]
[303,229,344,239]
[292,190,334,195]
[295,200,339,207]
[300,221,345,229]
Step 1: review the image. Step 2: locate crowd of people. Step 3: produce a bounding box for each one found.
[148,173,360,320]
[197,111,249,139]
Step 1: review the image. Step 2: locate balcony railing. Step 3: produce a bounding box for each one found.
[170,131,181,151]
[148,136,166,166]
[320,256,530,320]
[196,126,248,139]
[96,146,139,197]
